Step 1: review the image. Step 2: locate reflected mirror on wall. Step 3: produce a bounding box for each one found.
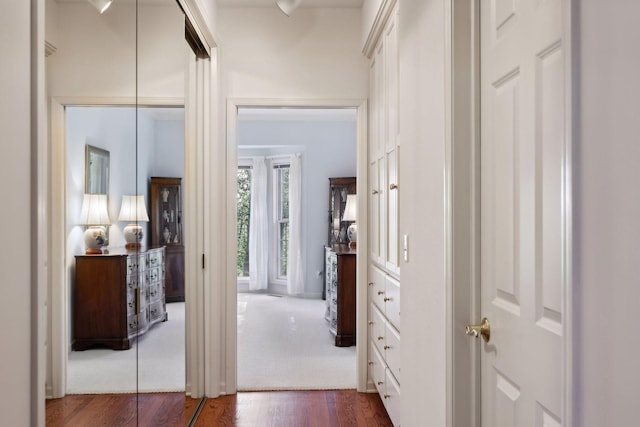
[85,144,110,194]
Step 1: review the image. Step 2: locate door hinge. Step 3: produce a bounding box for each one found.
[202,253,205,269]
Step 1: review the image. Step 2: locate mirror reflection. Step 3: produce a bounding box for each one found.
[85,144,110,194]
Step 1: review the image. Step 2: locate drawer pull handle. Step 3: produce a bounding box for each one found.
[389,183,398,190]
[377,290,385,295]
[377,381,384,386]
[384,345,391,350]
[384,297,391,302]
[368,361,374,366]
[368,321,374,325]
[377,336,384,341]
[384,394,391,399]
[372,189,379,195]
[368,282,374,286]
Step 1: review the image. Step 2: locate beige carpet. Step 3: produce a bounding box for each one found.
[237,293,357,391]
[66,302,185,394]
[67,294,357,394]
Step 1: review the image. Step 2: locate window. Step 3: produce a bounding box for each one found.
[274,164,290,279]
[236,167,252,278]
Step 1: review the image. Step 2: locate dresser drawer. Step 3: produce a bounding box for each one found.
[385,322,401,383]
[384,275,401,329]
[149,300,165,322]
[384,368,401,427]
[370,303,386,355]
[147,249,164,269]
[148,282,163,302]
[369,341,386,394]
[369,265,386,311]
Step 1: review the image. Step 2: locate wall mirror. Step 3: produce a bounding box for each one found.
[85,144,110,194]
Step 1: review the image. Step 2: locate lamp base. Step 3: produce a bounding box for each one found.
[123,223,144,247]
[346,223,357,249]
[84,226,106,254]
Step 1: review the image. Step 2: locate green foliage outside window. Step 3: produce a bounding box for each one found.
[237,168,251,277]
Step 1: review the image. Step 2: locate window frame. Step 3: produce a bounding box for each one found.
[271,160,290,284]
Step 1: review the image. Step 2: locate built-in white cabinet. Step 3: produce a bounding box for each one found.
[369,4,400,276]
[367,3,400,425]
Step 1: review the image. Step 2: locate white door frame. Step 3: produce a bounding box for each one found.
[224,98,369,393]
[446,1,574,426]
[47,97,189,398]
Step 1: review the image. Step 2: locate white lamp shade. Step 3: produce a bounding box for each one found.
[79,194,111,226]
[88,0,113,14]
[276,0,303,16]
[342,194,357,222]
[118,195,149,222]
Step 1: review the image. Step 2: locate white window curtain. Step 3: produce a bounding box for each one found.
[249,156,268,291]
[287,154,304,295]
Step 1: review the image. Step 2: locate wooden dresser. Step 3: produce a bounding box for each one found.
[72,246,167,351]
[325,244,356,347]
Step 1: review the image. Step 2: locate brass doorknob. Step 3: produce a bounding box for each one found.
[466,317,490,343]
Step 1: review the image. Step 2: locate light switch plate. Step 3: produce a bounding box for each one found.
[403,234,409,262]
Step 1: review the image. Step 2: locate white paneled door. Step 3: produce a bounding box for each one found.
[478,0,565,426]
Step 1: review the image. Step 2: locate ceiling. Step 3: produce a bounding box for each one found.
[217,0,364,8]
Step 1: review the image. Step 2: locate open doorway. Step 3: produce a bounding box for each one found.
[235,107,358,390]
[64,105,186,394]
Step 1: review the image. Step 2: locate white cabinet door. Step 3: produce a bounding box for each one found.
[479,1,564,426]
[369,160,380,263]
[384,9,399,153]
[386,147,399,273]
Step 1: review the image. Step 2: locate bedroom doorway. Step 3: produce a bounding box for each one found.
[229,104,367,391]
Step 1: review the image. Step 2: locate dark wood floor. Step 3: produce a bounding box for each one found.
[46,390,392,426]
[46,393,200,427]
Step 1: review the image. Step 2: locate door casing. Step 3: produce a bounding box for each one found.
[446,1,574,426]
[224,98,369,393]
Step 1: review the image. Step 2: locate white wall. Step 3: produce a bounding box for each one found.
[47,2,184,98]
[0,2,33,425]
[398,0,448,426]
[575,1,640,425]
[66,107,152,253]
[217,7,369,100]
[152,120,186,178]
[66,107,185,252]
[237,117,357,296]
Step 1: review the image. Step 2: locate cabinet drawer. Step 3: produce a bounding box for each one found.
[148,282,163,302]
[370,341,386,394]
[127,311,148,337]
[371,304,386,355]
[369,265,386,312]
[385,322,401,383]
[149,300,165,322]
[146,266,162,285]
[385,275,401,329]
[384,368,401,427]
[147,250,163,269]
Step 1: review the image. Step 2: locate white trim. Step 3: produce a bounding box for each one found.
[176,0,216,54]
[47,96,188,399]
[448,1,572,425]
[448,1,481,426]
[564,0,575,425]
[225,98,368,393]
[362,0,398,58]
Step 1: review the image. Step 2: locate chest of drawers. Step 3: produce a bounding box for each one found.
[73,246,167,351]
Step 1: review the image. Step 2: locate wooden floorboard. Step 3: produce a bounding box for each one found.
[46,393,200,427]
[194,390,393,427]
[46,390,392,426]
